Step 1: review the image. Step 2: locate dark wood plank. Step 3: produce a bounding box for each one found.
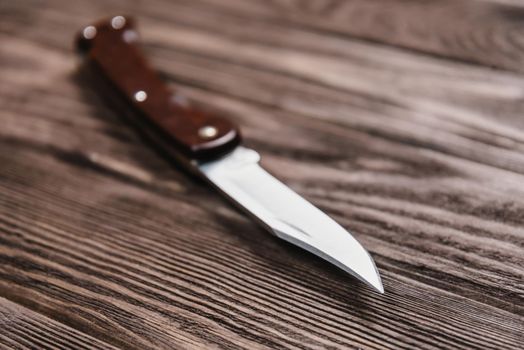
[0,0,523,349]
[5,0,524,72]
[189,0,524,73]
[0,297,121,350]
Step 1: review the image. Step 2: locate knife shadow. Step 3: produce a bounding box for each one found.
[71,65,207,185]
[208,209,377,307]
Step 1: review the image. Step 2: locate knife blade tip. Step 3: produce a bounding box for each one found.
[336,252,384,294]
[367,272,384,294]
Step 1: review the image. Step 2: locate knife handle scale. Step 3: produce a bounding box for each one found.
[75,16,241,162]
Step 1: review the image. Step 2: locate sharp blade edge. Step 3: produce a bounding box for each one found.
[198,147,383,293]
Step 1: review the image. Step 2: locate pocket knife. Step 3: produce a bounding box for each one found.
[75,16,383,293]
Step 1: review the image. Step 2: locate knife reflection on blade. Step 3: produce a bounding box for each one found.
[75,16,383,293]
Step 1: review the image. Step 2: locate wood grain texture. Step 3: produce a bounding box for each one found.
[0,0,523,349]
[0,297,120,350]
[189,0,524,72]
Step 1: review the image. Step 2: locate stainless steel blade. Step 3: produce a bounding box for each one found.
[198,147,383,293]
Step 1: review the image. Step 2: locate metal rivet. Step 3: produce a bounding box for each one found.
[111,16,126,30]
[134,90,147,102]
[82,26,97,39]
[198,126,218,139]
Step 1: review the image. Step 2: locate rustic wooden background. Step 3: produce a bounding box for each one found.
[1,0,523,349]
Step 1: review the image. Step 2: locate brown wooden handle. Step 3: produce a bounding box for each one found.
[75,16,241,162]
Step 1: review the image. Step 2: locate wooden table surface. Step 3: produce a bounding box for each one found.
[1,1,523,349]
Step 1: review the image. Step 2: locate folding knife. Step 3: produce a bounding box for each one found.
[75,16,383,293]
